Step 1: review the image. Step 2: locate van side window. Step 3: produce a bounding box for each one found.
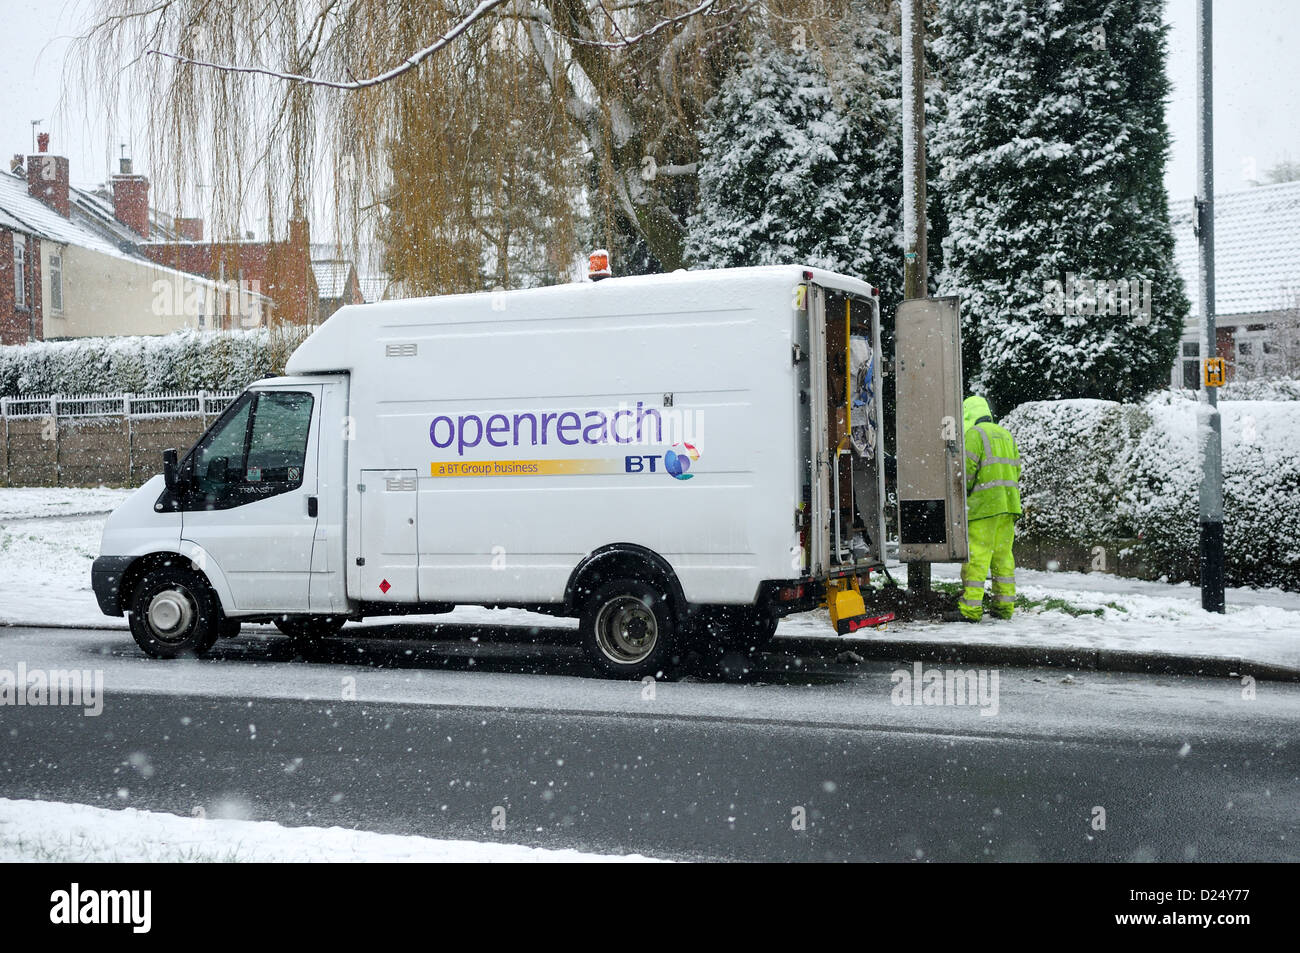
[187,391,314,509]
[194,394,253,498]
[246,392,314,484]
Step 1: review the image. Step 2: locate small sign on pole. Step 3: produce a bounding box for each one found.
[1203,357,1225,387]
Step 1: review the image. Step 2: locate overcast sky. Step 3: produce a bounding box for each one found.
[1,0,1297,225]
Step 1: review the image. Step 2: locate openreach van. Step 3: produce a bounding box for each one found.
[92,265,968,678]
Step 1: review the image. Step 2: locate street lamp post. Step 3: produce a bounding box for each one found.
[1196,0,1225,613]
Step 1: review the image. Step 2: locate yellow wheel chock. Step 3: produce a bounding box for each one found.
[826,575,895,636]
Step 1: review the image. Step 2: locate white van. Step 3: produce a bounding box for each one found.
[92,266,963,677]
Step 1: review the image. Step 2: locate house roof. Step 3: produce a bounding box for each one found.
[73,184,187,246]
[0,169,259,296]
[1172,180,1300,320]
[358,274,391,303]
[0,170,136,261]
[311,259,356,299]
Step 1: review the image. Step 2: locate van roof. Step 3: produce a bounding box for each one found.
[285,265,876,375]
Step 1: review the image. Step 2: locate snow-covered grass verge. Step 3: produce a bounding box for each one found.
[779,563,1300,672]
[0,799,660,863]
[0,486,134,520]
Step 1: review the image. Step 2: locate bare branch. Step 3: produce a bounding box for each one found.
[559,0,717,48]
[145,0,512,89]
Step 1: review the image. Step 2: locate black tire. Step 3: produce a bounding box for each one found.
[694,606,779,653]
[580,579,679,679]
[275,615,348,647]
[128,566,222,659]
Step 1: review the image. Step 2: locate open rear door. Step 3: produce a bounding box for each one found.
[805,284,887,576]
[894,296,968,562]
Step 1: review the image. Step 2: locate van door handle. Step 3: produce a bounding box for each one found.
[307,496,318,518]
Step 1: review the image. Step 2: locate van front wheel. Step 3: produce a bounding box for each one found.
[128,567,221,659]
[580,579,678,679]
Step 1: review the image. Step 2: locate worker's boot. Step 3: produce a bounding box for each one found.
[940,610,979,624]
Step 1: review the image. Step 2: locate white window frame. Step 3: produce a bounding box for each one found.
[1234,328,1269,380]
[48,249,63,314]
[13,234,26,308]
[1178,338,1200,389]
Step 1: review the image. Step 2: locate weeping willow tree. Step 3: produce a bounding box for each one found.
[71,0,801,293]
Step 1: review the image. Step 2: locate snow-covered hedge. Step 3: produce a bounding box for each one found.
[1005,393,1300,591]
[0,328,312,397]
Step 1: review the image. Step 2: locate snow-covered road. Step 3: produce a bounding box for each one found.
[3,626,1295,862]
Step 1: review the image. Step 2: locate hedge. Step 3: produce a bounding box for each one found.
[1005,392,1300,591]
[0,328,313,397]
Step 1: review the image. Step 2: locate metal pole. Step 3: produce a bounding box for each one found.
[1197,0,1225,612]
[902,0,931,595]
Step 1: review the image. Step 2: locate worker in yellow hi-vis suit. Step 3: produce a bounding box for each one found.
[948,395,1022,623]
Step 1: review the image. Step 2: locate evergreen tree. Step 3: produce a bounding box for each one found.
[684,6,946,448]
[685,7,918,305]
[685,46,865,273]
[932,0,1188,412]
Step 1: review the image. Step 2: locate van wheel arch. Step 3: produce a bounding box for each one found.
[565,544,687,620]
[118,552,214,615]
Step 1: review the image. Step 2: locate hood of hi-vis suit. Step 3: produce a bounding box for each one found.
[963,395,993,432]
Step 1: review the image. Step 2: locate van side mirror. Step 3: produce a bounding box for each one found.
[163,448,179,490]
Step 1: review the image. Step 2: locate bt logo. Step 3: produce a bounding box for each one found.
[625,443,700,480]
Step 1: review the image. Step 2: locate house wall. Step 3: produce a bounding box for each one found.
[1175,314,1298,386]
[0,228,42,345]
[41,244,215,338]
[144,220,317,326]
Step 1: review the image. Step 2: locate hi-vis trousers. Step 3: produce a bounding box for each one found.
[959,514,1016,621]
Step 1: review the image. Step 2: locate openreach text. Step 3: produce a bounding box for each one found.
[429,401,702,456]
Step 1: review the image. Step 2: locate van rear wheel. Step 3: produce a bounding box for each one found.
[580,579,678,679]
[128,566,221,659]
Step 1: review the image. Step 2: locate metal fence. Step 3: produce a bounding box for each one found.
[1,391,237,487]
[0,390,239,420]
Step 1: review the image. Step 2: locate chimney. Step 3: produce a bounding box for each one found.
[175,217,204,241]
[111,156,150,238]
[26,134,71,217]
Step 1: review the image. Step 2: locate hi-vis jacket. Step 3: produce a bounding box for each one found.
[962,396,1022,521]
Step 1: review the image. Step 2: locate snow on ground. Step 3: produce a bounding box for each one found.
[0,486,133,520]
[0,798,659,863]
[1,487,1296,672]
[777,562,1300,671]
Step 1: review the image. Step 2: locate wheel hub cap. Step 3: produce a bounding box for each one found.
[148,589,194,641]
[594,596,658,665]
